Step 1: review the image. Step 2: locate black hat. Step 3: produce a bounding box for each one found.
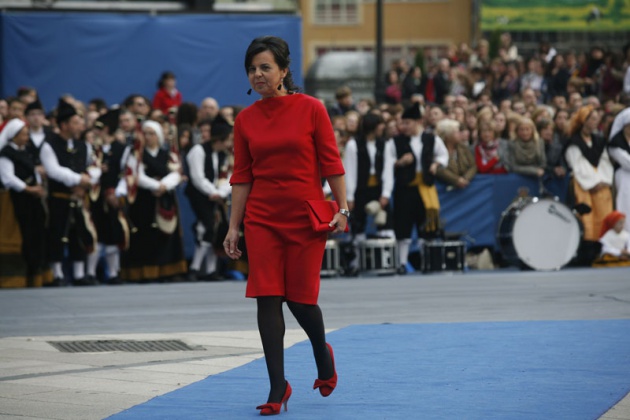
[402,104,422,120]
[56,99,78,125]
[25,99,45,115]
[402,103,422,120]
[211,113,233,141]
[95,108,121,133]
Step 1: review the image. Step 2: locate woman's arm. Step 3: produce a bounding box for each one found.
[326,174,348,234]
[224,183,252,259]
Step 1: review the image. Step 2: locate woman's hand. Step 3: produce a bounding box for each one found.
[329,212,348,234]
[456,177,469,188]
[223,228,243,260]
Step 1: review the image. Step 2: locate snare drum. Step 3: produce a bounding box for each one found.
[423,240,466,273]
[321,240,341,277]
[497,197,580,271]
[359,238,398,275]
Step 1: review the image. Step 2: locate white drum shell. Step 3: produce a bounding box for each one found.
[321,239,341,277]
[359,238,398,275]
[511,199,580,270]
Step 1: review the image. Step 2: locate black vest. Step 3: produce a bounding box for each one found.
[185,143,226,199]
[142,148,170,180]
[0,145,37,188]
[356,138,385,190]
[202,142,227,183]
[392,132,436,187]
[564,132,606,169]
[26,127,54,166]
[99,141,126,189]
[47,134,87,194]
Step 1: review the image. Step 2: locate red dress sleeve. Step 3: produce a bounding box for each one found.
[311,99,344,178]
[230,114,253,184]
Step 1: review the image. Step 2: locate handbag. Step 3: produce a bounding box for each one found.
[305,200,349,232]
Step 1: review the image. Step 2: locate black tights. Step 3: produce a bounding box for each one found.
[257,297,334,403]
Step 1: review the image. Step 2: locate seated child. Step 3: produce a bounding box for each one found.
[593,211,630,267]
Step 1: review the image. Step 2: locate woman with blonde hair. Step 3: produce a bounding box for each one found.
[564,105,614,242]
[435,118,477,189]
[505,117,546,178]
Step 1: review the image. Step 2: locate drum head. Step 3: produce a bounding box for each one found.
[512,199,580,270]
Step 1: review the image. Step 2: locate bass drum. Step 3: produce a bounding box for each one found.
[497,197,580,271]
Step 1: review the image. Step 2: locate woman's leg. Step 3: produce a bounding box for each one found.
[286,301,334,380]
[257,296,287,402]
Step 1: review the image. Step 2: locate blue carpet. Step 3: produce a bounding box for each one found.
[109,320,630,419]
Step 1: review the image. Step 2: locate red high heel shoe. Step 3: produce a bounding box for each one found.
[256,381,292,416]
[313,343,337,397]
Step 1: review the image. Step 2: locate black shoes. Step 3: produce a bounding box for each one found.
[73,276,99,286]
[397,262,416,275]
[43,277,64,287]
[187,269,200,282]
[202,271,224,281]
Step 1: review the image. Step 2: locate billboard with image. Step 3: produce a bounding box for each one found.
[481,0,630,31]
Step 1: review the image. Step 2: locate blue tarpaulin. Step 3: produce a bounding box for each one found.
[0,12,302,111]
[175,174,571,260]
[436,173,571,249]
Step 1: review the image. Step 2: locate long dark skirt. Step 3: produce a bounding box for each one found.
[121,188,187,281]
[0,190,51,287]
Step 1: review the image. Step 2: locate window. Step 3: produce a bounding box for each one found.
[314,0,360,25]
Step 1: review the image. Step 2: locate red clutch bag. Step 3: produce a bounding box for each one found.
[305,200,349,232]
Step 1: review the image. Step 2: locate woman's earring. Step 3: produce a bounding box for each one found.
[278,80,283,90]
[247,89,252,95]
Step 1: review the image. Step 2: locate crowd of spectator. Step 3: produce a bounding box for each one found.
[1,35,630,287]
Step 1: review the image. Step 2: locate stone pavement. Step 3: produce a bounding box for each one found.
[1,267,629,419]
[0,329,310,419]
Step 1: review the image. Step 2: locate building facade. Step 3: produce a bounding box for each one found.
[300,0,473,74]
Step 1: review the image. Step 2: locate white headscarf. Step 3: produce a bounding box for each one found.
[0,118,27,150]
[142,120,164,147]
[609,107,630,141]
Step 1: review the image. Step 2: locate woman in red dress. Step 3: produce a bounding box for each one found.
[223,36,349,416]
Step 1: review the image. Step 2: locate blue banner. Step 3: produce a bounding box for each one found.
[1,12,302,111]
[437,173,571,249]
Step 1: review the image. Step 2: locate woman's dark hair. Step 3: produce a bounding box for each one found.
[359,113,384,137]
[157,71,176,89]
[244,36,300,93]
[176,102,198,127]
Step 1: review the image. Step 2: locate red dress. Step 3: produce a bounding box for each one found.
[231,94,344,304]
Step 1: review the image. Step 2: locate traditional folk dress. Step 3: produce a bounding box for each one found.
[608,130,630,233]
[564,133,614,241]
[185,141,231,276]
[121,146,187,281]
[343,136,392,235]
[87,140,130,281]
[41,133,99,284]
[592,211,630,267]
[383,126,449,270]
[0,122,51,287]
